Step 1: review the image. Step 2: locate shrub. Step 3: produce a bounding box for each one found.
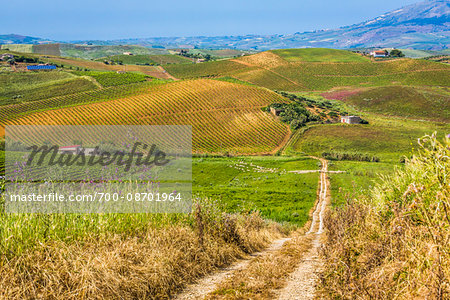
[321,151,380,162]
[319,134,450,299]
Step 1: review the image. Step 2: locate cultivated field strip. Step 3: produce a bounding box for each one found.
[166,51,450,91]
[3,79,289,154]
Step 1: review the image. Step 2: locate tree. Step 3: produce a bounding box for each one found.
[6,57,15,66]
[390,49,405,57]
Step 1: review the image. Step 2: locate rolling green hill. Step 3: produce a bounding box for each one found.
[2,79,290,154]
[324,86,450,122]
[59,44,168,59]
[291,117,449,163]
[0,72,98,106]
[165,48,450,91]
[95,54,192,65]
[271,48,370,62]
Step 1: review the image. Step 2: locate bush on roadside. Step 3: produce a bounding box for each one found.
[319,134,450,299]
[321,151,380,162]
[0,197,284,299]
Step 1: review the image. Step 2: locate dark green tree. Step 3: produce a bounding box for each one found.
[390,49,405,57]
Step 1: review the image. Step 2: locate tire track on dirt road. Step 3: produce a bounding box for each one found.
[175,237,292,300]
[276,157,329,300]
[175,157,330,299]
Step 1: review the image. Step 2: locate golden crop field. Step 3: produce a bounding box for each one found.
[4,79,289,154]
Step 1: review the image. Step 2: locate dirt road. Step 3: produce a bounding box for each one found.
[175,237,292,300]
[175,158,330,299]
[275,158,329,299]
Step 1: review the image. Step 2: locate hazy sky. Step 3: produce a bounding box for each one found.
[2,0,420,40]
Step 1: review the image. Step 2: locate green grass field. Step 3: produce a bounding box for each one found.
[338,86,450,122]
[148,54,192,64]
[95,54,192,65]
[165,59,251,78]
[73,71,150,87]
[327,160,399,206]
[0,44,33,53]
[271,48,370,62]
[291,117,449,163]
[193,156,319,224]
[0,72,98,106]
[59,44,168,59]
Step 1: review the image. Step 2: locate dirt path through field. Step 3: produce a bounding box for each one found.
[275,158,329,299]
[175,158,330,300]
[157,66,178,80]
[175,237,292,300]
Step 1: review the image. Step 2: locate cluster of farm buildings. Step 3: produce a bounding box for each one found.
[0,53,57,71]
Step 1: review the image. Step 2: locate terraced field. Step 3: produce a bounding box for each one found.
[96,54,192,65]
[271,48,370,62]
[291,117,450,162]
[3,79,289,154]
[45,57,174,79]
[323,86,450,122]
[73,71,150,87]
[166,49,450,91]
[0,72,98,105]
[0,150,3,173]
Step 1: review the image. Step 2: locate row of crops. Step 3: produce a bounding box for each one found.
[95,54,192,66]
[165,53,450,91]
[165,60,251,79]
[0,81,167,123]
[74,71,150,87]
[3,79,289,154]
[0,151,4,174]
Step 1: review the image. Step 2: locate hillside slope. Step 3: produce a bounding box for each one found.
[3,79,289,154]
[323,86,450,122]
[166,49,450,91]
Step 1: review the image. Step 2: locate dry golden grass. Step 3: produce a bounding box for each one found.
[0,202,284,299]
[205,231,314,299]
[235,52,289,69]
[318,134,450,299]
[204,180,321,299]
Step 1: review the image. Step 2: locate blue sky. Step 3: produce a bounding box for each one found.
[2,0,419,40]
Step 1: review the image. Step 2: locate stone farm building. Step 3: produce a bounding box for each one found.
[58,145,97,156]
[0,53,13,61]
[341,116,362,124]
[58,145,82,155]
[270,107,282,116]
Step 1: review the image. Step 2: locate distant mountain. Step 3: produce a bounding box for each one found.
[76,0,449,50]
[292,0,450,50]
[0,34,49,45]
[1,0,449,50]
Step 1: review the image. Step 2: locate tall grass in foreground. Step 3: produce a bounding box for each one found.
[319,134,449,299]
[0,197,284,299]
